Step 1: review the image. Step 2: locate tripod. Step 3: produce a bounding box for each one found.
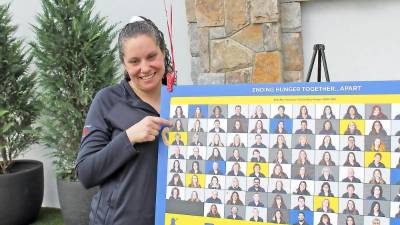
[305,44,331,82]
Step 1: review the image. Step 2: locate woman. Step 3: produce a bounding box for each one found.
[187,191,201,203]
[318,167,335,181]
[318,214,332,225]
[227,162,245,176]
[343,105,362,119]
[369,120,387,136]
[208,147,224,161]
[345,215,356,225]
[210,105,224,119]
[76,16,174,225]
[188,175,201,188]
[169,187,181,200]
[343,152,361,167]
[206,204,221,218]
[295,135,312,149]
[297,105,312,119]
[293,181,310,195]
[209,133,224,147]
[344,121,362,135]
[270,164,288,179]
[271,209,285,224]
[369,105,388,120]
[170,160,183,173]
[318,182,334,197]
[250,120,268,134]
[318,136,336,150]
[294,150,311,165]
[369,169,386,184]
[316,199,335,213]
[321,105,336,119]
[370,137,385,151]
[168,173,184,187]
[273,149,288,164]
[231,120,245,133]
[229,134,245,148]
[171,119,184,132]
[226,191,244,205]
[189,161,202,174]
[294,166,312,180]
[173,106,185,118]
[318,152,336,166]
[193,106,203,118]
[272,180,287,194]
[190,119,204,132]
[367,185,386,200]
[208,176,221,189]
[342,200,359,215]
[251,105,268,119]
[274,120,287,134]
[271,195,287,209]
[319,120,337,135]
[228,149,245,162]
[368,201,385,217]
[272,135,289,149]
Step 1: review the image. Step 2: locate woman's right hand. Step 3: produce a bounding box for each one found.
[126,116,172,144]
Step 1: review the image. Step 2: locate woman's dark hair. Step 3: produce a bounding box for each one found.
[117,16,173,85]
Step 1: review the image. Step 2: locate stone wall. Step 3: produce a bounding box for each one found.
[185,0,309,84]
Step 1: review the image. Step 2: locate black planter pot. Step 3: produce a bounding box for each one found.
[57,179,98,225]
[0,159,44,225]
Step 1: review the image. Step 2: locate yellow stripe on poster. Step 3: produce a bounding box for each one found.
[170,94,400,105]
[165,213,288,225]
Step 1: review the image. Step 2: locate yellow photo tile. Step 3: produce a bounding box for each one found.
[246,162,269,178]
[168,132,188,146]
[339,120,365,135]
[364,152,391,168]
[185,173,206,188]
[313,196,339,214]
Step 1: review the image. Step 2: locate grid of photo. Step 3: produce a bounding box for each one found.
[165,103,400,224]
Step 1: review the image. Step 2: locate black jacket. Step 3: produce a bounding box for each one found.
[76,80,159,225]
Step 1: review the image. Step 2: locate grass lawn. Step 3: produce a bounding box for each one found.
[31,208,64,225]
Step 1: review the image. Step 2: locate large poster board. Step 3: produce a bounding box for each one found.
[156,81,400,225]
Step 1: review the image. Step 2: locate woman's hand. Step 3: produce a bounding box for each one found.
[126,116,172,144]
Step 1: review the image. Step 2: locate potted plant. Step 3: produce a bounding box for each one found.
[31,0,118,224]
[0,3,43,225]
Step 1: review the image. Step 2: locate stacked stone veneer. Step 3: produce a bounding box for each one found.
[185,0,307,84]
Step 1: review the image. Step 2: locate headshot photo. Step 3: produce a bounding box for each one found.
[249,104,270,119]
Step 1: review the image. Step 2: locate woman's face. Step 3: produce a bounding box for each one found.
[195,120,200,127]
[176,107,182,115]
[232,193,238,200]
[212,177,218,185]
[195,107,201,114]
[322,216,328,223]
[274,165,282,174]
[214,107,221,116]
[373,106,380,115]
[277,150,283,159]
[374,170,381,179]
[323,168,330,176]
[348,122,356,130]
[299,167,305,176]
[301,106,307,114]
[374,186,381,196]
[256,120,262,129]
[374,121,381,131]
[235,121,240,129]
[278,122,284,129]
[256,106,262,114]
[173,175,179,183]
[300,151,306,160]
[276,197,282,205]
[233,150,239,157]
[348,201,354,210]
[374,203,380,212]
[176,120,181,128]
[300,182,306,190]
[322,199,329,208]
[234,135,240,144]
[213,148,219,156]
[325,106,331,115]
[211,205,217,213]
[192,176,198,183]
[191,191,198,199]
[300,136,306,144]
[276,181,282,189]
[213,135,220,143]
[122,35,165,93]
[324,122,331,130]
[374,138,381,146]
[349,107,355,115]
[323,184,329,193]
[174,161,179,168]
[172,189,178,197]
[346,217,354,225]
[324,136,331,144]
[278,136,284,144]
[276,211,282,219]
[324,153,330,161]
[193,162,198,170]
[254,165,260,173]
[232,178,238,187]
[349,153,355,162]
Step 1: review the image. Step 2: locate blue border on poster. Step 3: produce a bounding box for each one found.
[155,80,400,225]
